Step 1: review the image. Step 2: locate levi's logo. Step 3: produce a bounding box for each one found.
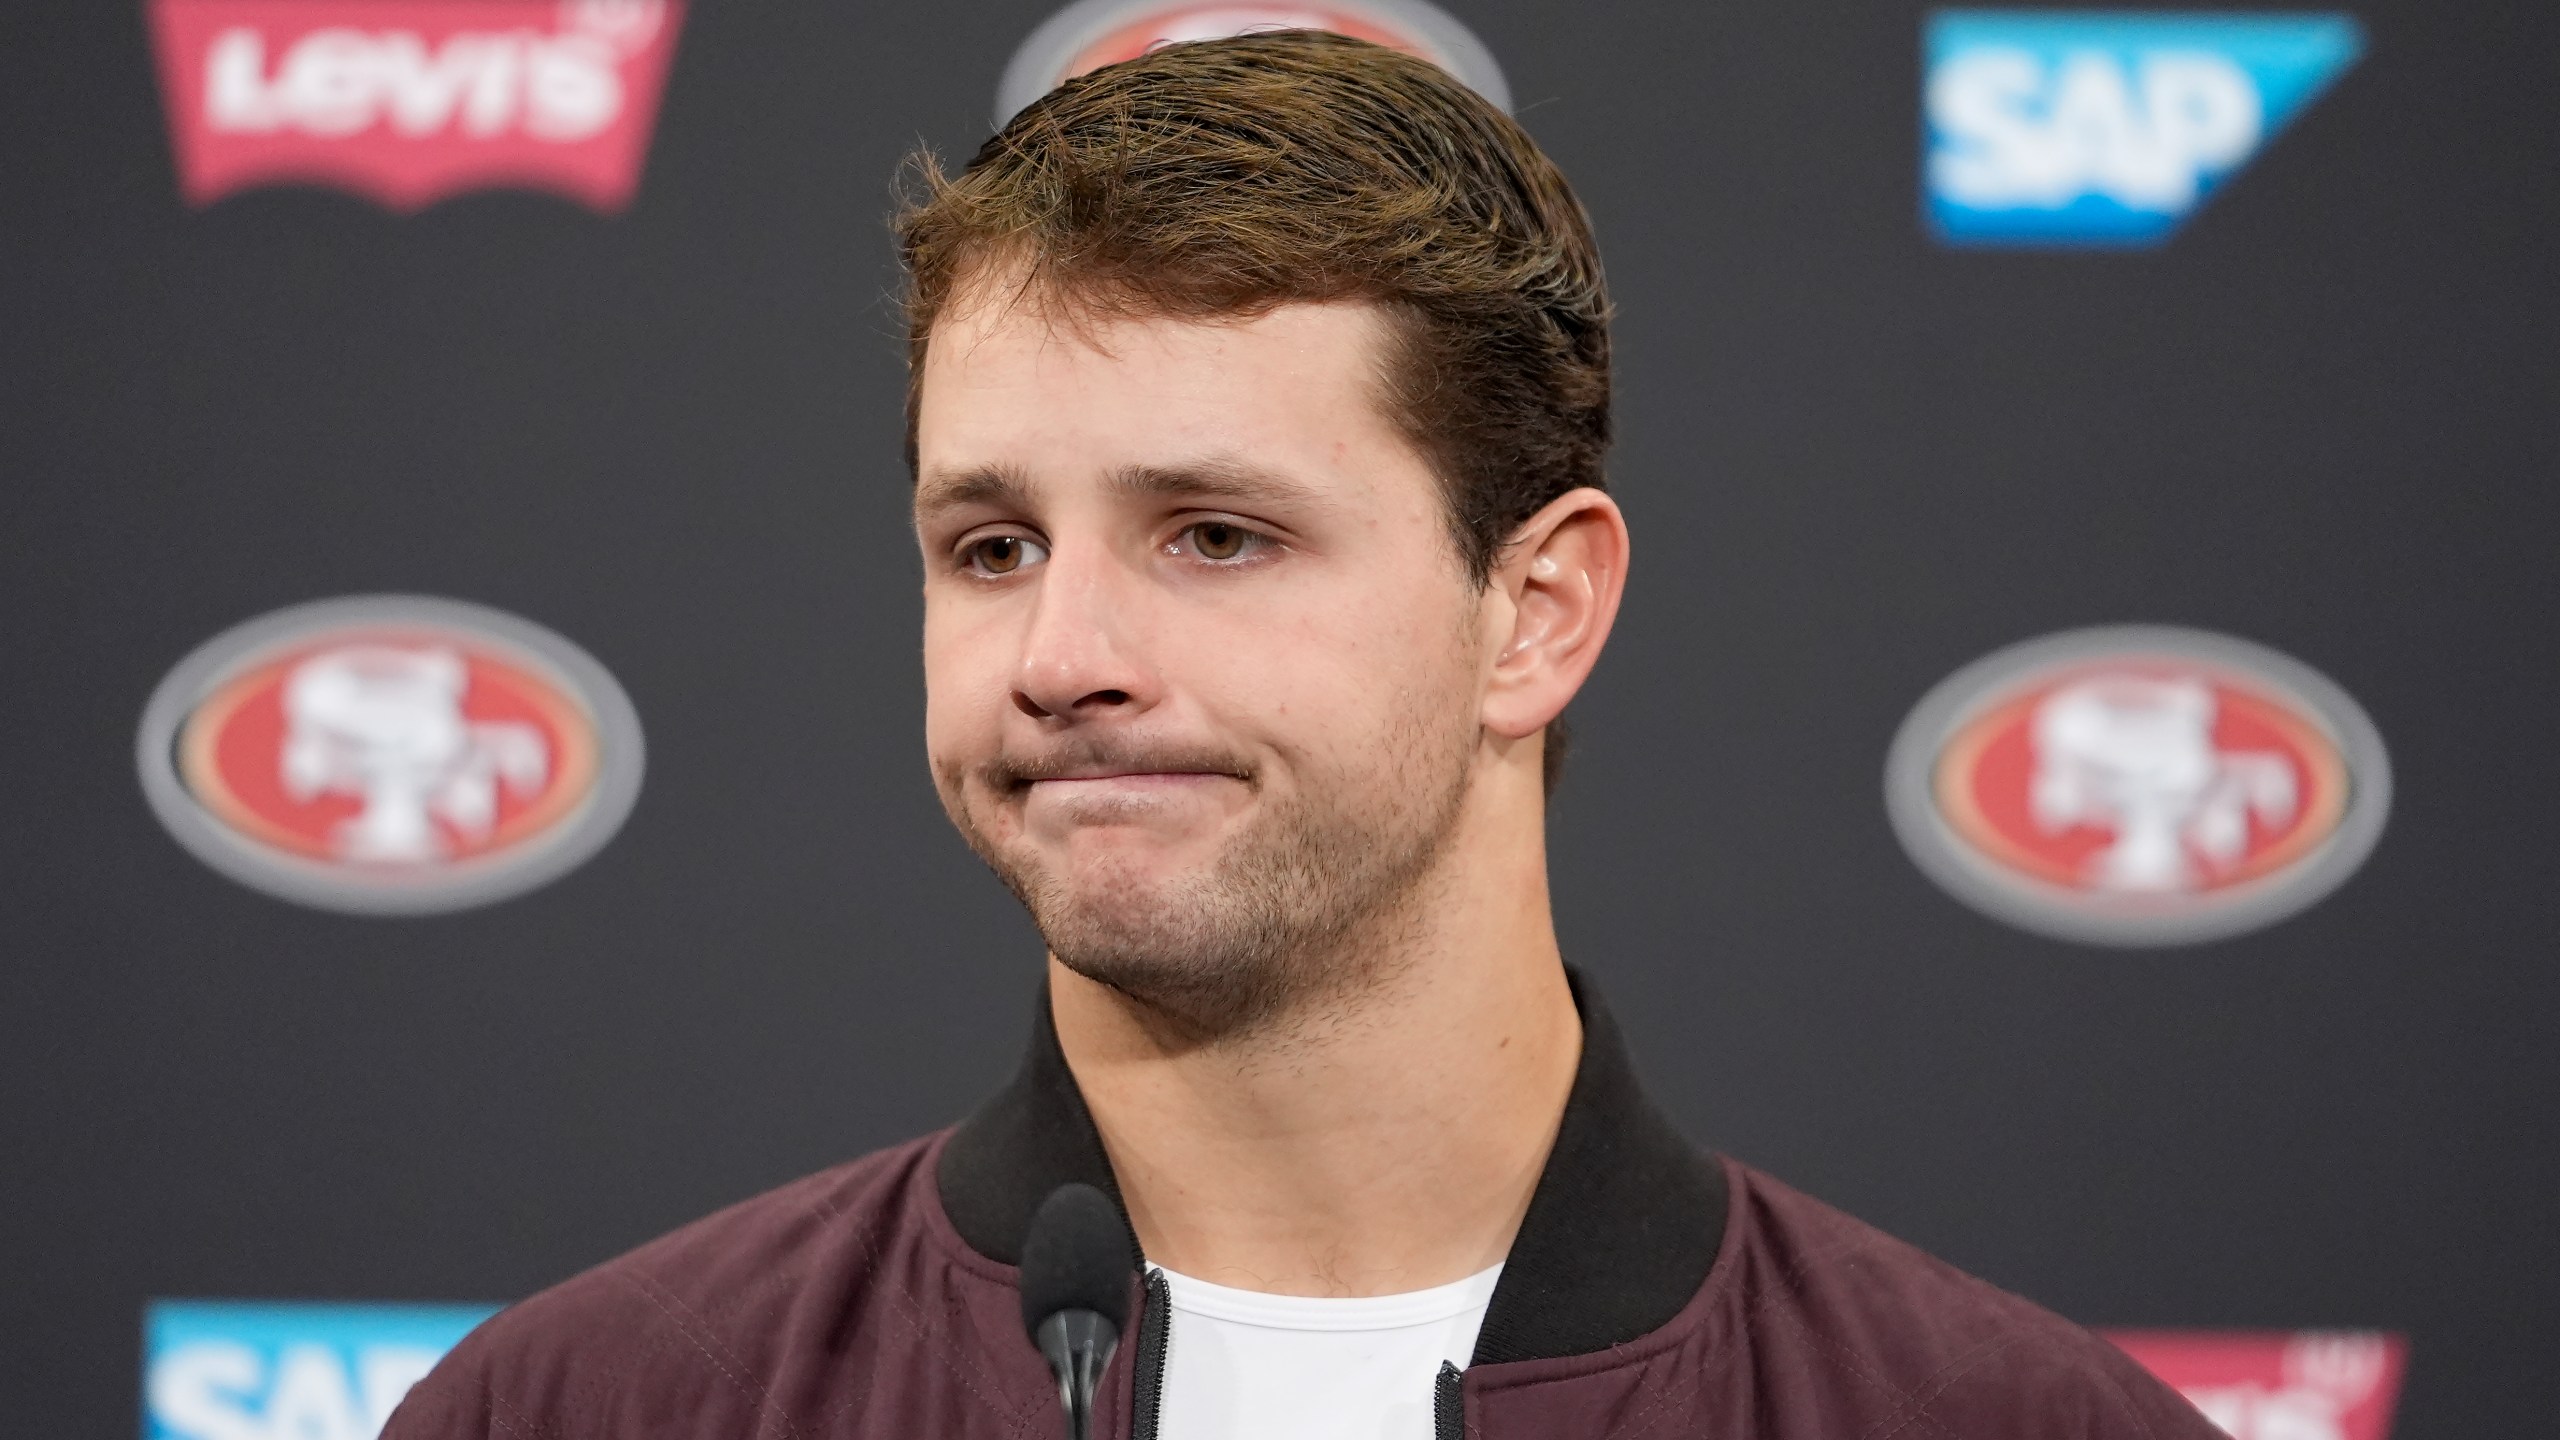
[148,0,686,213]
[2105,1331,2408,1440]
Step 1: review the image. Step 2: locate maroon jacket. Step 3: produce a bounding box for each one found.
[387,974,2219,1439]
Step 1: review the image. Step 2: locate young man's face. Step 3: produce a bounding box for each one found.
[912,290,1491,1033]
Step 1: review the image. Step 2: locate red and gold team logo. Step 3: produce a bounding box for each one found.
[138,596,644,914]
[1886,628,2389,946]
[1068,6,1431,72]
[2104,1331,2408,1440]
[995,0,1509,124]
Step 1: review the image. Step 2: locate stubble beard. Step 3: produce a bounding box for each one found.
[944,704,1480,1043]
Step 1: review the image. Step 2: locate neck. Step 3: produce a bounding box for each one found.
[1049,781,1581,1298]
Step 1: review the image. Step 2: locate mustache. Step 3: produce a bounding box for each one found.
[978,737,1257,792]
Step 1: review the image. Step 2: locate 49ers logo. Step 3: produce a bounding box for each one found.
[1070,7,1430,72]
[996,0,1508,124]
[1886,627,2390,946]
[137,597,644,914]
[149,0,685,212]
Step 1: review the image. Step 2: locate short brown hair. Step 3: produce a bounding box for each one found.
[897,29,1609,790]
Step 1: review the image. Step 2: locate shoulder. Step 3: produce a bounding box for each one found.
[1717,1160,2220,1439]
[385,1134,953,1440]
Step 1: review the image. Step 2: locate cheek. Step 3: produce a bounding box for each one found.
[1192,579,1477,762]
[921,608,1008,764]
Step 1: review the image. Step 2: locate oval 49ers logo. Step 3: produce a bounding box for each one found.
[996,0,1509,125]
[1886,627,2389,946]
[137,596,645,915]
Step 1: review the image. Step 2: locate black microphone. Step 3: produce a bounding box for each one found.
[1019,1182,1136,1440]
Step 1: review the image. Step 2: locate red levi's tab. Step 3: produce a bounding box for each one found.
[148,0,685,213]
[2104,1331,2409,1440]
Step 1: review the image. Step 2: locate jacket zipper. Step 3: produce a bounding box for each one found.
[1128,1269,1170,1440]
[1434,1361,1464,1440]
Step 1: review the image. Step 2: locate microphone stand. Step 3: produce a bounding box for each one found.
[1035,1308,1116,1440]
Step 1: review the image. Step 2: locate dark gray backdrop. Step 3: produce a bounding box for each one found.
[6,1,2554,1434]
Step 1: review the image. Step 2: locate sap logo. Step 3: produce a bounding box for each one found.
[1925,11,2364,246]
[148,1,686,213]
[144,1301,501,1440]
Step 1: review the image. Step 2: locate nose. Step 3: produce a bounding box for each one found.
[1011,545,1156,724]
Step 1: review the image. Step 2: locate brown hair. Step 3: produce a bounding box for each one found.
[897,29,1610,791]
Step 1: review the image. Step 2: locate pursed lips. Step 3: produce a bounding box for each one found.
[1023,769,1233,791]
[1004,765,1250,809]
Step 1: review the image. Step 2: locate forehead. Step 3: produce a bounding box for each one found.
[912,287,1421,504]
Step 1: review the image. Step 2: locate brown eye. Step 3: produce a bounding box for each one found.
[966,535,1046,576]
[1191,523,1248,560]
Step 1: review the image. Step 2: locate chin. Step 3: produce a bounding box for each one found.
[1043,849,1211,921]
[1026,847,1251,955]
[1059,825,1219,868]
[1037,886,1218,974]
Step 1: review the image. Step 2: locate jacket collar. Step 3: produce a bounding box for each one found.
[934,966,1729,1365]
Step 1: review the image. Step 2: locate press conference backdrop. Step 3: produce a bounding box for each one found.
[4,1,2552,1436]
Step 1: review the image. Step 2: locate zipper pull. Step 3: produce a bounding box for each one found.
[1128,1269,1172,1440]
[1434,1361,1464,1440]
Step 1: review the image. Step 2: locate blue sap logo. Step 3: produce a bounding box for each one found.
[144,1300,502,1440]
[1925,11,2364,245]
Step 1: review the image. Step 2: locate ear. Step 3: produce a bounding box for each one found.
[1481,488,1631,740]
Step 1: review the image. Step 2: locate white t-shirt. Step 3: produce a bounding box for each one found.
[1152,1262,1503,1440]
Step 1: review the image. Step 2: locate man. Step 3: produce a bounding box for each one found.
[388,32,2220,1440]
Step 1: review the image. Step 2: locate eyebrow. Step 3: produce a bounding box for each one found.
[1106,459,1325,509]
[914,457,1325,521]
[913,463,1035,521]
